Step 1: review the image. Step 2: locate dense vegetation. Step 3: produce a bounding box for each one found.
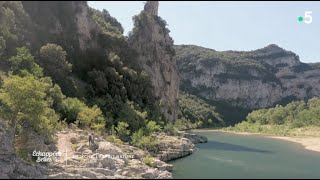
[176,91,224,130]
[228,98,320,136]
[0,1,180,161]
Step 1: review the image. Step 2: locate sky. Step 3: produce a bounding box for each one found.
[88,1,320,63]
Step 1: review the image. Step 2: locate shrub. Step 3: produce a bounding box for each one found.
[115,121,130,141]
[131,129,158,152]
[144,120,162,135]
[163,123,178,136]
[61,97,86,123]
[77,105,106,132]
[143,154,154,167]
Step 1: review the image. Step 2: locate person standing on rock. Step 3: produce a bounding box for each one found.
[89,132,95,147]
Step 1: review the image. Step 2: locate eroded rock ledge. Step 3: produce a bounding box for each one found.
[0,122,207,179]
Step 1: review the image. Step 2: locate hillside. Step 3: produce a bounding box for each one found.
[0,1,189,178]
[176,44,320,123]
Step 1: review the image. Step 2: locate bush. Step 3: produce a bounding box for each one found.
[131,129,158,152]
[131,129,143,145]
[144,120,162,135]
[163,123,178,136]
[143,154,154,167]
[61,97,86,123]
[77,105,106,132]
[115,121,130,142]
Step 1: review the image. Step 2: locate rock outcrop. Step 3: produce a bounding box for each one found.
[0,119,48,179]
[46,128,173,179]
[0,118,208,179]
[144,1,159,16]
[129,1,179,122]
[180,132,208,144]
[149,133,198,162]
[0,120,16,179]
[176,44,320,110]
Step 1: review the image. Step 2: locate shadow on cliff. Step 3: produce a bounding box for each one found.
[199,140,274,154]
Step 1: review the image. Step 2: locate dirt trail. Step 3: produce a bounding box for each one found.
[55,131,76,164]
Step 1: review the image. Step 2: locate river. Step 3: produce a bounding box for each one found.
[170,131,320,179]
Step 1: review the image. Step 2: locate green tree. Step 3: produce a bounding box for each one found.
[61,97,86,123]
[0,74,60,139]
[8,47,43,77]
[47,83,66,112]
[39,43,72,83]
[77,105,106,132]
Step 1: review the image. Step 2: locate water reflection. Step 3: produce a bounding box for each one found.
[199,140,274,154]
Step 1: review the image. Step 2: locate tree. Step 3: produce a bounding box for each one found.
[39,43,72,83]
[8,47,43,77]
[0,1,33,58]
[77,105,106,132]
[0,74,59,139]
[61,97,86,123]
[47,83,66,112]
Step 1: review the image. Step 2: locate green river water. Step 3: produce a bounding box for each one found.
[170,131,320,179]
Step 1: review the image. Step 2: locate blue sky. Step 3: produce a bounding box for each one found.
[88,1,320,63]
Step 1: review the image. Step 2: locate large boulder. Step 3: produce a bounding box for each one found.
[67,123,77,130]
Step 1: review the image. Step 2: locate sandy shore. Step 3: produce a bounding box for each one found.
[268,136,320,153]
[192,129,320,153]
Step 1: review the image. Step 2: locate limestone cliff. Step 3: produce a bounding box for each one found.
[129,1,179,122]
[21,1,101,51]
[176,44,320,110]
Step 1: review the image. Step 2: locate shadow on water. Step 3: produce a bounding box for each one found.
[198,140,274,154]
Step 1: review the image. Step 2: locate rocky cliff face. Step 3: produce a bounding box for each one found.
[0,120,15,179]
[21,1,101,51]
[0,120,47,179]
[129,1,179,122]
[176,44,320,110]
